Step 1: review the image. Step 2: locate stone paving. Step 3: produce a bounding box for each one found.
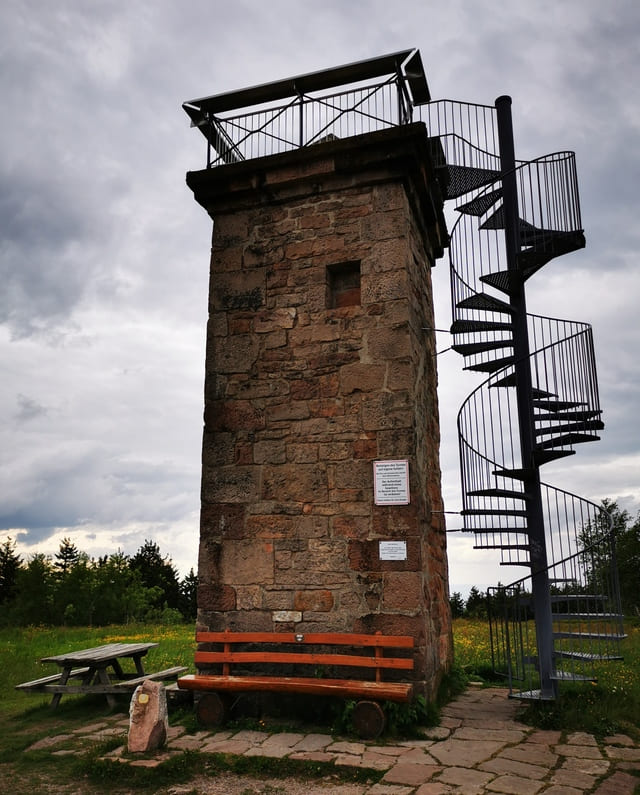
[28,687,640,793]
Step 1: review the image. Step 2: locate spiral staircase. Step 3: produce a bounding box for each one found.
[421,97,626,699]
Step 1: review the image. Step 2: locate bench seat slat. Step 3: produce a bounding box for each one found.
[195,651,413,670]
[112,666,188,689]
[196,631,414,648]
[178,674,413,702]
[15,667,92,691]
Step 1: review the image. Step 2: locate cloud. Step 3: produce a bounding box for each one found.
[1,0,638,589]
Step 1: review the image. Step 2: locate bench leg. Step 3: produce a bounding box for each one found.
[196,692,229,728]
[352,700,386,740]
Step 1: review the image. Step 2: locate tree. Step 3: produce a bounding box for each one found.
[179,568,198,620]
[580,499,640,615]
[54,537,80,577]
[0,537,21,606]
[129,540,181,613]
[449,591,465,618]
[12,553,55,625]
[465,585,487,618]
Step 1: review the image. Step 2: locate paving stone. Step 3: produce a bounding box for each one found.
[566,731,598,746]
[436,765,494,790]
[291,732,332,752]
[289,751,337,763]
[452,726,526,743]
[169,735,206,750]
[550,767,597,791]
[480,755,548,780]
[485,773,544,794]
[604,734,635,747]
[398,747,438,764]
[366,784,414,794]
[200,738,251,754]
[360,751,398,770]
[540,787,583,795]
[257,732,305,751]
[592,770,640,794]
[427,738,505,767]
[26,734,74,750]
[603,745,640,762]
[555,743,604,759]
[439,716,462,729]
[368,744,408,757]
[500,742,558,767]
[559,756,611,776]
[414,783,456,794]
[230,729,269,743]
[334,753,370,768]
[382,762,440,786]
[327,740,366,755]
[528,729,562,744]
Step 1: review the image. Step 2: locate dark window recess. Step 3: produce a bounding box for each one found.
[327,261,361,308]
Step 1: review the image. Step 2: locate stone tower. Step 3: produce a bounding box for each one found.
[184,50,452,697]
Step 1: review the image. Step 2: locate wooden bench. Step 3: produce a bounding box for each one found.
[178,630,414,738]
[15,667,93,692]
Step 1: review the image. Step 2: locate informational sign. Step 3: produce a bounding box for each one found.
[373,459,410,505]
[379,540,407,561]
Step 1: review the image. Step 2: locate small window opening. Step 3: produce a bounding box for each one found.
[327,261,361,308]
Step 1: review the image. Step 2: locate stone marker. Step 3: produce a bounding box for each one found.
[128,680,168,753]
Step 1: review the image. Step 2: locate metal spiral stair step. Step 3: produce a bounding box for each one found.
[450,319,514,334]
[489,373,556,398]
[467,488,529,500]
[535,420,605,437]
[440,163,501,199]
[462,508,528,517]
[463,527,527,536]
[554,630,627,641]
[550,671,595,682]
[532,399,586,411]
[456,188,503,216]
[452,339,513,356]
[554,650,624,662]
[509,690,556,702]
[535,432,600,450]
[552,613,624,621]
[535,409,602,422]
[464,355,515,373]
[473,542,530,550]
[533,449,577,465]
[456,292,514,314]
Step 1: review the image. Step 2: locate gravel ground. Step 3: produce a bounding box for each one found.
[167,774,370,794]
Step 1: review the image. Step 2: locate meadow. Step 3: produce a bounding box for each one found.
[0,618,638,792]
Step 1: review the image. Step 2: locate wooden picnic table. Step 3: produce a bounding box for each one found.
[16,642,187,708]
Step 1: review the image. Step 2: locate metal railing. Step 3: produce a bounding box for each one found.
[199,76,414,168]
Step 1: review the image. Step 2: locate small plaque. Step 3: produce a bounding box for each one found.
[373,459,410,505]
[379,540,407,561]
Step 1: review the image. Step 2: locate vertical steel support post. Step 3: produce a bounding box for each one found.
[495,96,557,699]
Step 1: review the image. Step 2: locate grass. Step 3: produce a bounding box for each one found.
[452,616,640,738]
[0,618,638,791]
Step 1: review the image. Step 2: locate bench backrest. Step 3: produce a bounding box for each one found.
[194,631,414,682]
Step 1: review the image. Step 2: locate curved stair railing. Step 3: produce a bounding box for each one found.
[421,99,625,699]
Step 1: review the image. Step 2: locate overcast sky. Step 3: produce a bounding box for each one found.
[1,0,639,597]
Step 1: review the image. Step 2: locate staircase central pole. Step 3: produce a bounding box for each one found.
[495,96,557,699]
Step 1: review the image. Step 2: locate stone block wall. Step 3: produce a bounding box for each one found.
[188,124,453,697]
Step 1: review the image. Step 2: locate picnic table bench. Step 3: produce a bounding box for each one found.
[178,630,414,738]
[16,642,187,709]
